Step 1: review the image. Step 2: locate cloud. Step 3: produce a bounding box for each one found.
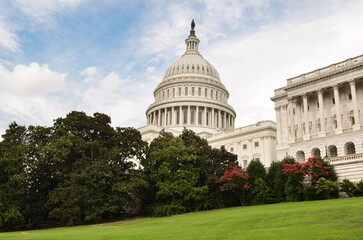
[81,66,97,83]
[0,63,68,134]
[0,19,20,52]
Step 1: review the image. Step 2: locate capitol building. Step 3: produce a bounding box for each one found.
[139,21,363,182]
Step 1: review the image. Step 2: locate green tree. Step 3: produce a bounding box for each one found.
[250,178,275,205]
[247,159,266,184]
[339,179,357,198]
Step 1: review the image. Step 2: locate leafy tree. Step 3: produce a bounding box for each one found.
[356,180,363,196]
[247,159,266,184]
[315,178,339,200]
[216,166,251,206]
[339,179,357,198]
[250,178,275,205]
[143,130,208,216]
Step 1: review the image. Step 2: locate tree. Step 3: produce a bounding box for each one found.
[250,178,275,205]
[216,166,251,206]
[143,130,208,216]
[339,179,357,198]
[247,159,266,184]
[315,178,339,200]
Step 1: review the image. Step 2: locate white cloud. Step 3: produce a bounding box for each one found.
[0,63,68,134]
[13,0,86,23]
[80,66,97,83]
[10,63,66,96]
[0,19,20,52]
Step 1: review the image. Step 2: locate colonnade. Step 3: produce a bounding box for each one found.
[146,105,235,130]
[276,79,361,144]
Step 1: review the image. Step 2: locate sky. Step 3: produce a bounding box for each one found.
[1,0,363,136]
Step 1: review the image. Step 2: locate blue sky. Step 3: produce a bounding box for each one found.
[1,0,363,136]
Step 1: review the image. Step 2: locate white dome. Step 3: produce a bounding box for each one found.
[163,53,221,81]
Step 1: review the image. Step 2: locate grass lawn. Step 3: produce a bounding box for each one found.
[1,197,363,240]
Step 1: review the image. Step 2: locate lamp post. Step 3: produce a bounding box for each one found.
[325,145,328,158]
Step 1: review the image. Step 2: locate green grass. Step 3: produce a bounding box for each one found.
[1,198,363,240]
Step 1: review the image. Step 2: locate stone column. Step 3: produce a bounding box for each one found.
[349,80,361,131]
[333,85,343,134]
[196,106,199,125]
[212,108,215,127]
[179,106,182,125]
[187,106,191,125]
[288,99,295,143]
[223,112,226,129]
[317,89,326,137]
[275,106,282,145]
[226,113,229,129]
[158,109,161,126]
[303,94,310,140]
[164,108,168,126]
[171,107,175,126]
[204,107,208,126]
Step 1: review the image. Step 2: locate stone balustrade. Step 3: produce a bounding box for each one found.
[328,153,363,164]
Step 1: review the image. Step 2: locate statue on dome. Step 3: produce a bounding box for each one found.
[191,19,195,30]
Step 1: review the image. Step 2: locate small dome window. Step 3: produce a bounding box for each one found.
[192,65,194,70]
[187,65,189,70]
[197,65,199,70]
[202,66,204,71]
[207,67,209,72]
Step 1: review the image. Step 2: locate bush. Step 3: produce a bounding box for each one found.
[285,176,303,202]
[355,180,363,196]
[251,178,275,205]
[339,179,357,197]
[152,203,186,217]
[303,185,317,201]
[315,178,339,200]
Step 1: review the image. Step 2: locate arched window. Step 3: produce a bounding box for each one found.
[311,148,321,157]
[205,88,207,97]
[167,89,170,98]
[296,151,305,163]
[192,87,195,96]
[345,142,356,155]
[253,153,261,161]
[328,145,338,157]
[198,87,201,96]
[178,87,181,96]
[185,87,188,96]
[163,91,165,99]
[172,88,175,97]
[211,89,213,98]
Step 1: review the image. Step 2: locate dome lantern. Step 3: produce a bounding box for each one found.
[185,19,200,54]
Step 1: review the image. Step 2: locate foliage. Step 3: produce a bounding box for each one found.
[356,180,363,196]
[285,175,304,202]
[0,111,148,229]
[246,159,266,184]
[250,178,275,205]
[216,166,251,206]
[339,179,357,198]
[315,178,339,200]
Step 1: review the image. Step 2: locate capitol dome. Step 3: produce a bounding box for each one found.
[145,20,236,137]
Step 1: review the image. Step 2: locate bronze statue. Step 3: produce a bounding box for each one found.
[191,19,195,30]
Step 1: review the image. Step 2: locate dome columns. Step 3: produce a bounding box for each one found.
[147,105,235,130]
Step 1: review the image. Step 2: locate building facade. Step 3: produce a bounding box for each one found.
[139,22,277,168]
[271,55,363,182]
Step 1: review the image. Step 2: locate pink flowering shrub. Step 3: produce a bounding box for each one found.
[216,166,251,206]
[282,157,330,187]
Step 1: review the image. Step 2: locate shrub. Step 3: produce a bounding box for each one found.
[355,180,363,196]
[339,179,357,197]
[315,178,339,200]
[251,178,275,205]
[153,203,186,217]
[303,185,317,201]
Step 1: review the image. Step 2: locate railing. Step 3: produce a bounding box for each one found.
[328,153,363,163]
[287,55,363,86]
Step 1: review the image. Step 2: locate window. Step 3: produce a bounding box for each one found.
[198,87,201,96]
[348,93,352,100]
[192,87,195,96]
[163,91,165,99]
[192,65,194,70]
[183,111,187,124]
[205,88,207,97]
[178,87,181,96]
[185,87,188,96]
[332,98,335,104]
[230,147,234,152]
[254,142,259,147]
[198,111,202,124]
[243,144,247,150]
[243,160,248,168]
[177,111,180,124]
[211,90,213,98]
[191,111,195,124]
[316,102,319,108]
[172,88,175,97]
[293,108,295,114]
[167,89,170,98]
